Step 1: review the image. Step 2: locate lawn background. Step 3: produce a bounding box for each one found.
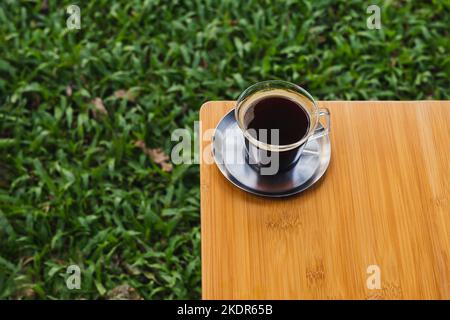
[0,0,449,299]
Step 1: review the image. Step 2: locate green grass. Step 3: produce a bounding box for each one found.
[0,0,449,299]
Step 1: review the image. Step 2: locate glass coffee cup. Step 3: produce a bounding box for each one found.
[235,80,330,175]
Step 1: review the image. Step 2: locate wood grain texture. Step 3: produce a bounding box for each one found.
[200,101,450,300]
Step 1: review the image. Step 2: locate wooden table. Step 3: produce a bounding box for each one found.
[200,101,450,300]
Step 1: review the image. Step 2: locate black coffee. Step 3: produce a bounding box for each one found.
[246,96,310,145]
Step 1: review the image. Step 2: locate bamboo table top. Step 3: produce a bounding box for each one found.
[200,101,450,300]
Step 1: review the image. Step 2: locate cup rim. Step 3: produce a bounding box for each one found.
[235,80,319,152]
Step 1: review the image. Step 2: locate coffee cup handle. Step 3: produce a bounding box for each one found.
[309,108,331,140]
